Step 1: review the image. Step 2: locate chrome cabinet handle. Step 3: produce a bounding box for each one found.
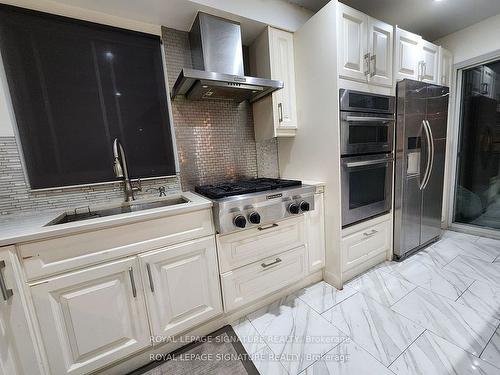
[146,263,155,293]
[278,103,283,122]
[261,258,282,269]
[258,223,279,231]
[418,61,424,81]
[363,229,378,237]
[370,54,376,78]
[364,53,371,76]
[0,260,13,302]
[128,267,137,298]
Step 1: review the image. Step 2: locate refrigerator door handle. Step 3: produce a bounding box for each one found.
[422,120,435,190]
[420,119,432,190]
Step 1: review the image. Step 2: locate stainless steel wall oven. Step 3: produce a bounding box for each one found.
[340,89,395,227]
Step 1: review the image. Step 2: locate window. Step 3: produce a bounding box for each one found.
[0,5,176,189]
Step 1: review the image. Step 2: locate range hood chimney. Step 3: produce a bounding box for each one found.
[171,12,283,103]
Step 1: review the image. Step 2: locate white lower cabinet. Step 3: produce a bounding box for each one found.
[221,245,308,312]
[0,247,40,375]
[31,257,151,375]
[217,216,305,273]
[139,236,222,339]
[341,215,391,273]
[306,193,326,273]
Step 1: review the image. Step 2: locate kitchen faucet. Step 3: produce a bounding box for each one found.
[112,138,141,201]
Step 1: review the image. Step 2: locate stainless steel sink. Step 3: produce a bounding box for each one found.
[46,196,190,226]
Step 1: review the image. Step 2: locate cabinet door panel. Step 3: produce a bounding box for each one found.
[139,236,222,339]
[421,40,439,83]
[368,18,393,86]
[0,247,40,375]
[338,3,368,82]
[31,257,150,375]
[270,28,297,129]
[306,194,325,273]
[394,28,421,81]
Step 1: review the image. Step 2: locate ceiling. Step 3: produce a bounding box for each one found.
[288,0,330,12]
[340,0,500,41]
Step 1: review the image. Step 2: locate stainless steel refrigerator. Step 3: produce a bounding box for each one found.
[394,79,449,260]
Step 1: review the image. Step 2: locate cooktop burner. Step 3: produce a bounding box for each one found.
[195,178,302,199]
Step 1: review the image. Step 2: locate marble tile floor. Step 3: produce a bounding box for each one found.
[231,231,500,374]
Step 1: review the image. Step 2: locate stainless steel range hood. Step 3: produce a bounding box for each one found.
[171,12,283,103]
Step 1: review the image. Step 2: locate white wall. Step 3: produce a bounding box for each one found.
[436,12,500,64]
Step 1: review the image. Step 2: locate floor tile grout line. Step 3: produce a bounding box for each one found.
[478,319,500,359]
[387,329,427,368]
[391,286,500,359]
[454,279,475,302]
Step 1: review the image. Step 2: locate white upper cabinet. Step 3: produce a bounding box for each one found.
[395,27,451,85]
[439,47,453,87]
[367,17,393,86]
[251,26,298,140]
[139,236,222,339]
[420,40,440,83]
[338,4,368,82]
[31,257,151,375]
[271,28,297,130]
[337,3,393,87]
[394,27,422,81]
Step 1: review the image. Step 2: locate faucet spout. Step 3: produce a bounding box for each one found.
[112,138,141,202]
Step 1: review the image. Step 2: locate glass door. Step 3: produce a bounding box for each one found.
[454,60,500,231]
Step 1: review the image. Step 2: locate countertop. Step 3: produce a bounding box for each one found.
[0,191,212,247]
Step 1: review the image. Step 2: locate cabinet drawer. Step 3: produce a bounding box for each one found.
[19,209,213,281]
[342,219,391,271]
[217,216,305,273]
[221,245,308,312]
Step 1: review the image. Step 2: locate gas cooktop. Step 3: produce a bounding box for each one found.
[195,178,302,200]
[195,178,315,234]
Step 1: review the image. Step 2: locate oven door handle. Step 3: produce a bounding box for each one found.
[344,157,394,168]
[345,116,393,123]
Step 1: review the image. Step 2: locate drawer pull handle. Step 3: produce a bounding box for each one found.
[363,229,378,237]
[258,223,279,231]
[0,260,13,302]
[261,258,282,269]
[128,267,137,298]
[146,263,155,293]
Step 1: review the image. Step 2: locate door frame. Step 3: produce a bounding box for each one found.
[444,48,500,239]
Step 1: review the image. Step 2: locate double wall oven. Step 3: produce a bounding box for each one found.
[340,89,395,227]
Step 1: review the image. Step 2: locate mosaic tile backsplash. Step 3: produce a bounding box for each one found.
[0,27,279,216]
[162,27,279,189]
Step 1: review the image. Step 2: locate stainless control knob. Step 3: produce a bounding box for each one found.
[300,201,310,212]
[288,202,300,214]
[234,215,247,228]
[248,212,261,224]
